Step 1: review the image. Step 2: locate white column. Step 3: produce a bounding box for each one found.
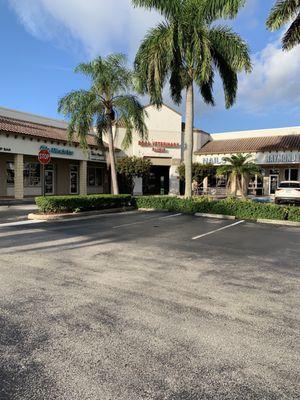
[79,161,87,195]
[133,177,143,195]
[169,159,181,196]
[14,154,24,199]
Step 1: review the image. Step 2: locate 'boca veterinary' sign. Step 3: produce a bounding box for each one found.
[138,140,181,154]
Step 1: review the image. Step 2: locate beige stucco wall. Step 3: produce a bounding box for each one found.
[113,104,183,162]
[210,126,300,141]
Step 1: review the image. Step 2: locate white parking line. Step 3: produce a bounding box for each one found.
[159,213,182,219]
[113,213,182,229]
[0,220,44,229]
[192,220,245,240]
[113,217,157,229]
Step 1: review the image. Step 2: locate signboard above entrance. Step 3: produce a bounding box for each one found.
[138,140,181,154]
[40,145,74,156]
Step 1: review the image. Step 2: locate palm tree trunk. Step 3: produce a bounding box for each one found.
[107,122,119,195]
[184,83,194,198]
[234,175,238,197]
[236,176,245,199]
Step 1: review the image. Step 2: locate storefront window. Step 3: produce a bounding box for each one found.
[216,175,227,188]
[24,163,41,186]
[285,168,299,181]
[248,174,263,196]
[6,162,14,185]
[88,167,103,187]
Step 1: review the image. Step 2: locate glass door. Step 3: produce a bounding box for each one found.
[70,166,79,194]
[269,175,279,195]
[45,165,55,195]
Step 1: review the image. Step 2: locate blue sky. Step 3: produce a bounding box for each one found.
[0,0,299,133]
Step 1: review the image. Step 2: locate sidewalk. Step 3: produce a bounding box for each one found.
[0,203,38,224]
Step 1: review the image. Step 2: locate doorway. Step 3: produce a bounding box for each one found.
[143,166,170,195]
[269,174,279,195]
[70,165,79,194]
[44,165,55,195]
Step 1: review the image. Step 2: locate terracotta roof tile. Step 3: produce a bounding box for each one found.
[195,135,300,155]
[0,116,101,148]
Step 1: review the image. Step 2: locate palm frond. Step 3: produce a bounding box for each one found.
[113,95,148,149]
[132,0,180,18]
[267,0,299,30]
[200,0,246,22]
[58,90,97,148]
[283,12,300,49]
[209,27,252,73]
[134,22,174,106]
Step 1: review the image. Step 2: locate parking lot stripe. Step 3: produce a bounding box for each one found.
[0,220,44,229]
[192,220,245,240]
[159,213,182,219]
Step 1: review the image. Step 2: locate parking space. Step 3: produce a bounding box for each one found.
[0,212,299,399]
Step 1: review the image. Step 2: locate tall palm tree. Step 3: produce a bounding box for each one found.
[217,154,260,198]
[133,0,251,198]
[267,0,300,51]
[58,54,148,195]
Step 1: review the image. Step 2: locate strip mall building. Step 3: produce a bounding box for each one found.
[0,104,299,199]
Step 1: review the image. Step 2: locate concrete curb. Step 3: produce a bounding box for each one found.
[256,219,300,227]
[194,213,236,220]
[28,207,135,221]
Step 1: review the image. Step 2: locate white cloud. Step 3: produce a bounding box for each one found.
[238,39,300,115]
[8,0,161,58]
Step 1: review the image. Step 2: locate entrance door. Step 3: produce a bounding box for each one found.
[70,166,79,194]
[44,166,54,195]
[269,175,279,195]
[143,166,170,195]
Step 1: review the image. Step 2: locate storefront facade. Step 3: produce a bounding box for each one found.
[0,107,109,199]
[113,104,208,195]
[2,105,299,199]
[195,127,300,196]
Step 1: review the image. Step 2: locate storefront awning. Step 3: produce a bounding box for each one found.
[195,135,300,155]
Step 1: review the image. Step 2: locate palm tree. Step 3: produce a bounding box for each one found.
[217,154,260,198]
[133,0,251,198]
[267,0,300,51]
[58,54,148,195]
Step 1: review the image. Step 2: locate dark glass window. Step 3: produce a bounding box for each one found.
[24,163,41,186]
[88,167,103,187]
[284,168,299,181]
[291,169,299,181]
[279,182,300,188]
[6,162,14,185]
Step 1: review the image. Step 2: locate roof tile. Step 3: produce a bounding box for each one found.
[195,135,300,155]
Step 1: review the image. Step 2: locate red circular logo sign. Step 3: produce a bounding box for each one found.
[38,149,51,165]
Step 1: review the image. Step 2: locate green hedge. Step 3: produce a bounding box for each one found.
[36,194,132,213]
[287,206,300,222]
[134,196,291,221]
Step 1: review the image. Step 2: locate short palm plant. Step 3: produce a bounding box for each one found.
[267,0,300,51]
[217,154,260,198]
[58,54,148,195]
[133,0,252,198]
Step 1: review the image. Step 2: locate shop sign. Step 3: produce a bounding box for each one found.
[263,152,300,164]
[89,150,105,161]
[202,156,224,165]
[0,146,12,153]
[138,140,180,153]
[40,145,74,156]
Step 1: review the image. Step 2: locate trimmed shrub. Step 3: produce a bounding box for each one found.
[134,196,289,221]
[210,198,287,220]
[287,206,300,222]
[36,194,132,214]
[133,196,212,214]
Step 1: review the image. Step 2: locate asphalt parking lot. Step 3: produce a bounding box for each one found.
[0,211,299,400]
